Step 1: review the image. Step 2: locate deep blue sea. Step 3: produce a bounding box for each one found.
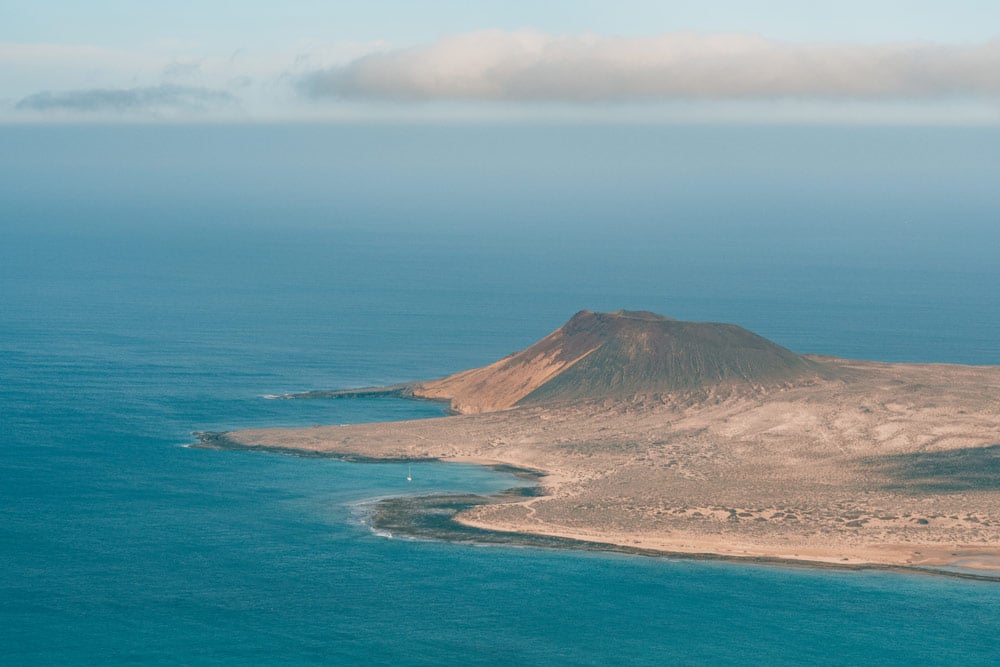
[2,124,999,665]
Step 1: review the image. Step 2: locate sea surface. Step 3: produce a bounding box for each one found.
[2,124,1000,665]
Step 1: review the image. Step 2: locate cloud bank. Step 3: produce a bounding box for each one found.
[298,30,1000,102]
[16,84,236,114]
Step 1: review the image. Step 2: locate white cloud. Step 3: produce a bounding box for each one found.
[4,32,1000,123]
[0,38,395,120]
[15,84,236,115]
[298,30,1000,102]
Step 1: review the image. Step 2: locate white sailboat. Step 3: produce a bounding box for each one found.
[407,465,412,482]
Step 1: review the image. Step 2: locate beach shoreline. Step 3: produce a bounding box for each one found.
[195,342,1000,581]
[195,426,1000,580]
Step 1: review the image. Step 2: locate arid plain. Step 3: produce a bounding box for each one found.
[203,311,1000,573]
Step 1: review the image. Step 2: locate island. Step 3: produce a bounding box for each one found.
[198,310,1000,575]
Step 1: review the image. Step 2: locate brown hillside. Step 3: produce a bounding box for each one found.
[412,310,833,413]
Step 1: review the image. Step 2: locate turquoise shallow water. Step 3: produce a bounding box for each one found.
[2,125,1000,664]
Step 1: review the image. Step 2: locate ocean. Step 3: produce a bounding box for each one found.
[2,124,999,664]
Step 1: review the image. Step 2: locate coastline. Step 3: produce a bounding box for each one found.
[450,512,1000,581]
[194,431,547,478]
[195,430,1000,581]
[195,352,1000,581]
[403,496,1000,582]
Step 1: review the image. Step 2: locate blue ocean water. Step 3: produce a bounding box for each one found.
[2,125,1000,665]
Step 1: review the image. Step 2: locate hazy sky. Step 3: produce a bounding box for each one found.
[3,1,1000,123]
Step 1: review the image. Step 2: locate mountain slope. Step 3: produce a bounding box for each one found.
[411,310,833,413]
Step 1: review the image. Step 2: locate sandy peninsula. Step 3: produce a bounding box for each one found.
[201,310,1000,575]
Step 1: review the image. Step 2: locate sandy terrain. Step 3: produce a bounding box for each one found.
[214,356,1000,573]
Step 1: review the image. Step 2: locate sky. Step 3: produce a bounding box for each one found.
[2,1,1000,123]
